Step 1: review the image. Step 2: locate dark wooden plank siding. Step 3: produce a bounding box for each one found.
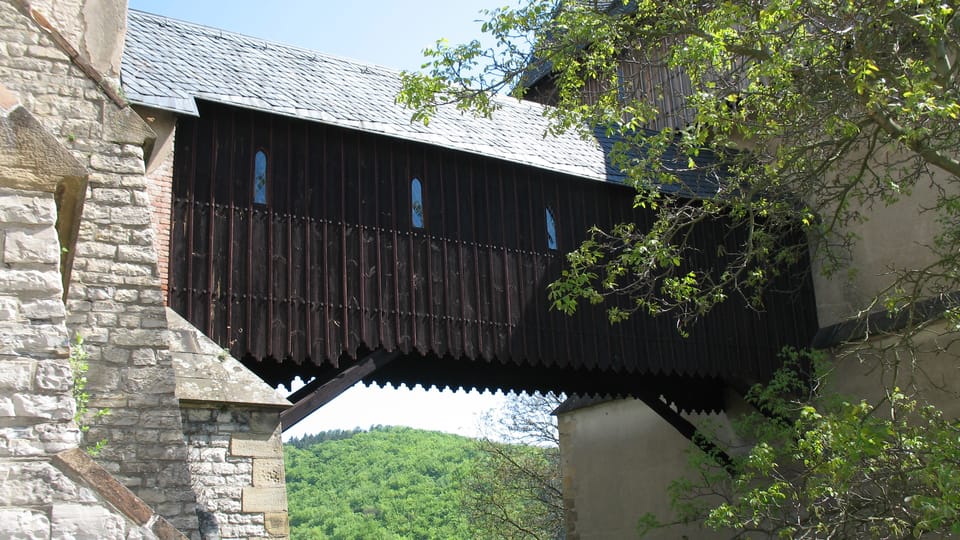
[169,101,818,386]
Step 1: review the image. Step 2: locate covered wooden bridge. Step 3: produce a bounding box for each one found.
[122,10,819,428]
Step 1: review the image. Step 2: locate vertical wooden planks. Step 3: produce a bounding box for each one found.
[165,101,819,387]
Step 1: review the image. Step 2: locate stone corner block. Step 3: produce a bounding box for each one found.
[230,433,282,458]
[264,511,290,537]
[0,105,87,193]
[241,486,288,513]
[104,105,156,146]
[249,410,283,435]
[252,458,286,487]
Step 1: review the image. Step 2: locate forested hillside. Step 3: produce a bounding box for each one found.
[284,426,560,539]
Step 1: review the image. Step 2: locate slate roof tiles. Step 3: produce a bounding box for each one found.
[121,10,624,184]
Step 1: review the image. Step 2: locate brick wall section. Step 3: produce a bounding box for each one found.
[145,131,173,302]
[139,107,175,304]
[0,2,199,534]
[182,406,290,540]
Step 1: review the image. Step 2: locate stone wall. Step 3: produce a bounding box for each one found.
[168,307,291,540]
[0,84,187,540]
[182,406,290,540]
[0,0,199,532]
[0,184,75,459]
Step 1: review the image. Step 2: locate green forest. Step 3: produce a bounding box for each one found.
[284,426,560,539]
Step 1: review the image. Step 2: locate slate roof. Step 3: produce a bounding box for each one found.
[121,9,624,184]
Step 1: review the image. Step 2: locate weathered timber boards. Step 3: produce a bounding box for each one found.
[169,100,819,384]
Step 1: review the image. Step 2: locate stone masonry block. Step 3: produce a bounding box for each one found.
[139,410,183,431]
[109,207,151,226]
[31,422,82,455]
[252,458,285,487]
[264,512,290,537]
[79,203,111,223]
[0,296,18,320]
[132,190,149,206]
[128,227,155,246]
[26,44,67,62]
[0,323,68,356]
[35,359,72,392]
[123,366,178,395]
[184,407,213,423]
[91,187,132,205]
[21,298,66,320]
[120,144,146,159]
[139,289,163,305]
[0,192,57,224]
[230,433,283,459]
[118,175,148,190]
[5,42,27,57]
[116,245,154,264]
[130,348,157,366]
[89,154,144,175]
[91,225,131,245]
[110,328,168,347]
[0,509,50,540]
[97,346,131,365]
[249,411,281,435]
[0,359,34,392]
[86,287,115,301]
[112,288,139,302]
[51,503,127,540]
[4,226,60,264]
[241,486,288,513]
[75,241,117,259]
[13,393,73,420]
[0,461,81,506]
[0,268,62,293]
[0,396,15,417]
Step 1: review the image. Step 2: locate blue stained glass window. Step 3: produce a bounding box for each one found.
[411,177,424,228]
[253,150,268,205]
[545,206,558,250]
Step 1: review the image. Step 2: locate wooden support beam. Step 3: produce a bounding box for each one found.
[281,349,399,431]
[638,393,737,476]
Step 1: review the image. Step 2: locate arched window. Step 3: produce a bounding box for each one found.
[545,206,558,250]
[253,149,268,205]
[411,177,424,228]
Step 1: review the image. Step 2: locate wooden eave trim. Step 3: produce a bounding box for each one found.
[811,291,960,349]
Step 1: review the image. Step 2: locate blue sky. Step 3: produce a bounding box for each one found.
[126,0,513,439]
[127,0,495,71]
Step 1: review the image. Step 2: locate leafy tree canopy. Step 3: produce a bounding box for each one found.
[284,425,562,539]
[286,427,480,539]
[398,1,960,537]
[399,0,960,331]
[652,350,960,538]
